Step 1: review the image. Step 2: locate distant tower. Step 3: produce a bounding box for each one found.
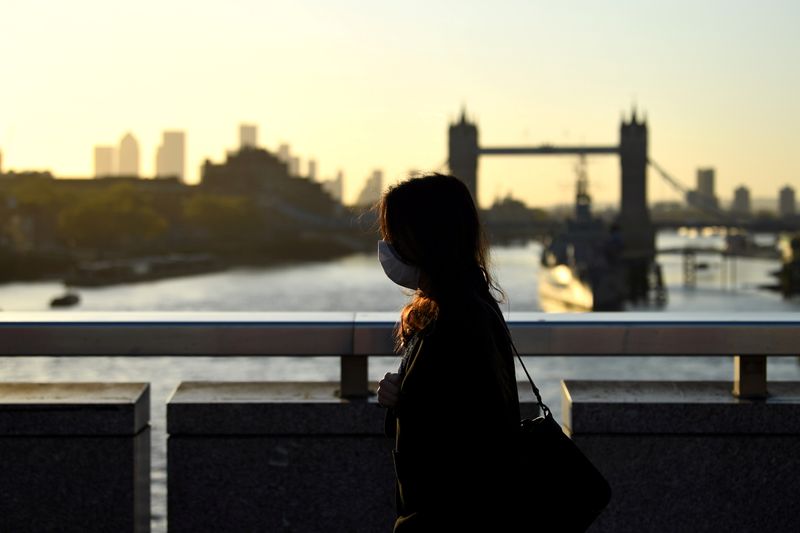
[356,169,383,207]
[619,109,653,250]
[288,156,300,177]
[695,168,719,209]
[321,170,344,202]
[619,108,655,303]
[307,159,317,180]
[732,185,751,215]
[94,146,116,177]
[0,148,3,174]
[277,144,290,163]
[240,124,257,149]
[334,170,345,202]
[448,108,479,202]
[779,186,796,217]
[697,169,715,197]
[118,132,140,177]
[155,131,185,180]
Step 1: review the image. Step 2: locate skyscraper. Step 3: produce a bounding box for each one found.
[321,170,344,202]
[155,131,185,180]
[0,148,3,174]
[277,144,290,163]
[118,132,140,177]
[356,169,383,207]
[697,168,716,198]
[240,124,257,149]
[307,159,317,181]
[779,186,796,217]
[687,168,719,210]
[732,185,751,214]
[289,156,300,177]
[94,146,116,177]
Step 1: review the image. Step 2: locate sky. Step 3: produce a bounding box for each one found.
[1,0,799,208]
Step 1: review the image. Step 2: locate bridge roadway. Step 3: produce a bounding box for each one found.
[480,145,619,156]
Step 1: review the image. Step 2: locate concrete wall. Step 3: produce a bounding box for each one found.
[0,382,150,533]
[563,380,800,533]
[167,382,394,533]
[167,381,541,533]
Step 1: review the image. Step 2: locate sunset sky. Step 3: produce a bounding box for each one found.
[2,0,798,208]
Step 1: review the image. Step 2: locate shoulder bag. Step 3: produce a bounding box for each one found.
[512,346,612,532]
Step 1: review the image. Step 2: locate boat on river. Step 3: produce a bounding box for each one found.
[50,292,80,308]
[65,253,222,287]
[771,233,800,298]
[538,157,628,312]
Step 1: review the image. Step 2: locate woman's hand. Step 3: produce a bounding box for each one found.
[377,372,401,408]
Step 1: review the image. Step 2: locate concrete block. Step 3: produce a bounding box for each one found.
[167,382,392,533]
[562,380,800,533]
[0,382,150,533]
[167,381,540,532]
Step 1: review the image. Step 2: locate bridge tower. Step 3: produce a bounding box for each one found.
[448,108,479,202]
[619,109,656,302]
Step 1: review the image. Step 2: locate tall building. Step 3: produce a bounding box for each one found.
[732,185,751,214]
[200,147,339,218]
[356,169,383,207]
[697,168,715,197]
[155,131,185,180]
[307,159,317,181]
[240,124,257,149]
[0,148,3,174]
[94,146,116,177]
[288,156,300,177]
[321,171,344,203]
[687,168,719,210]
[277,144,290,163]
[118,132,140,177]
[779,185,796,217]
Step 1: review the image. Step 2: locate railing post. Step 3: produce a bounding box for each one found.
[732,355,767,399]
[340,355,369,398]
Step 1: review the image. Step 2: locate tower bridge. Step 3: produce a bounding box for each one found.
[448,108,655,302]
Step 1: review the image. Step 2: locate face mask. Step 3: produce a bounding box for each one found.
[377,240,420,290]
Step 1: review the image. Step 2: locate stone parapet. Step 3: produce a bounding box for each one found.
[0,382,151,533]
[562,380,800,533]
[167,381,540,532]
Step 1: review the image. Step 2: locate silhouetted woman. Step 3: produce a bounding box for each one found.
[376,173,522,532]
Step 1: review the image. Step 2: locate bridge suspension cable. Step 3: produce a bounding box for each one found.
[648,158,690,195]
[647,158,729,220]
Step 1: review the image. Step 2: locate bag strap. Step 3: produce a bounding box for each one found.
[489,302,552,418]
[510,339,551,418]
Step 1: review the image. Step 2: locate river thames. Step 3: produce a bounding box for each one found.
[2,230,799,530]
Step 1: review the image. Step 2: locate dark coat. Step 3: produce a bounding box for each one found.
[385,299,522,532]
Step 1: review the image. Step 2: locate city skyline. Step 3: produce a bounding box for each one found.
[1,0,798,207]
[5,121,798,212]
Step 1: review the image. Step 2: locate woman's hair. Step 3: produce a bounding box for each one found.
[377,173,505,347]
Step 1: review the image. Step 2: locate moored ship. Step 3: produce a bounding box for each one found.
[538,157,630,312]
[773,233,800,298]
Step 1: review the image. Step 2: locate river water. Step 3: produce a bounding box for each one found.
[2,230,799,530]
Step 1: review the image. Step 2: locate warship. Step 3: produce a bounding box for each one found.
[538,157,628,312]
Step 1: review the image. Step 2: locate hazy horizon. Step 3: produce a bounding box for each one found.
[2,0,798,208]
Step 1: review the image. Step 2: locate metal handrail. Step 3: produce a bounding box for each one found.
[2,311,798,398]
